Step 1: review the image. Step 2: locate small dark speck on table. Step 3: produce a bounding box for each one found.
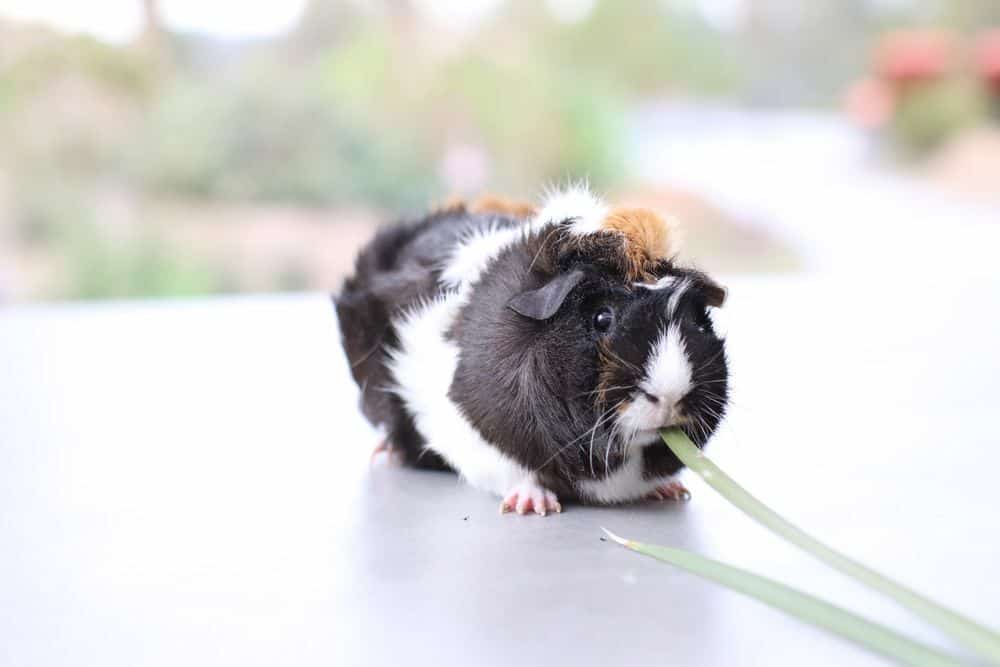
[463,516,469,521]
[599,537,607,542]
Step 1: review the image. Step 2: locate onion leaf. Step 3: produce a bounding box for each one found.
[602,528,964,667]
[659,427,1000,665]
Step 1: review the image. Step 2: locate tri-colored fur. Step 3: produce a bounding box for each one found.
[600,207,679,280]
[335,186,729,514]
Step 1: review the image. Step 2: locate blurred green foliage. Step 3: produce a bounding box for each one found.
[2,0,998,301]
[65,232,230,300]
[10,171,77,247]
[134,77,436,209]
[890,80,990,157]
[0,32,154,102]
[540,2,744,97]
[126,1,760,208]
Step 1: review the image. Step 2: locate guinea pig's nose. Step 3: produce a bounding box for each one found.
[675,391,694,416]
[643,389,688,423]
[658,390,686,407]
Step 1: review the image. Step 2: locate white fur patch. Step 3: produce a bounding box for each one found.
[636,275,676,291]
[439,224,526,291]
[387,295,531,495]
[533,184,607,236]
[441,185,609,292]
[387,185,616,500]
[577,448,672,503]
[666,277,692,317]
[644,324,693,405]
[616,325,692,435]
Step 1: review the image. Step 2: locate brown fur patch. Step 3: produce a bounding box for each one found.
[595,339,641,411]
[470,195,536,219]
[595,341,618,410]
[600,207,678,281]
[432,196,469,214]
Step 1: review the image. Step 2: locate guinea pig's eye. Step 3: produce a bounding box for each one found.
[695,310,713,334]
[593,306,615,333]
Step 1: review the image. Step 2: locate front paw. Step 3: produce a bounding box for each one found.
[646,479,691,502]
[500,478,562,516]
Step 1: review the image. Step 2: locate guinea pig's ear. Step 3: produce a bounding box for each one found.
[507,269,585,320]
[702,278,727,308]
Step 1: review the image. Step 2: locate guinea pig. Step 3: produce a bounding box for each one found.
[335,186,728,515]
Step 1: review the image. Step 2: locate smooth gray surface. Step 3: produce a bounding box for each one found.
[2,274,1000,667]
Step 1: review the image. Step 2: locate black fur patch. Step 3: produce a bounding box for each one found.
[336,210,729,502]
[448,225,729,498]
[447,230,602,497]
[334,207,520,469]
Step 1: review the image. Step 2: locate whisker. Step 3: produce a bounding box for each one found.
[698,403,724,423]
[698,414,712,443]
[604,434,613,476]
[350,336,387,369]
[574,384,636,399]
[587,400,627,477]
[692,348,726,375]
[526,225,563,273]
[600,343,643,374]
[589,412,603,478]
[689,412,709,444]
[697,393,729,409]
[623,421,639,463]
[575,402,624,444]
[538,399,625,477]
[532,403,622,474]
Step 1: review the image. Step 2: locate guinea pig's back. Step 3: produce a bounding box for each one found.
[334,205,522,430]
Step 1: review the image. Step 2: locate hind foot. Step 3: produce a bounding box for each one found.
[370,438,403,466]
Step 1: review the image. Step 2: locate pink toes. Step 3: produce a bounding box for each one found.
[647,480,691,502]
[369,439,402,466]
[500,480,562,516]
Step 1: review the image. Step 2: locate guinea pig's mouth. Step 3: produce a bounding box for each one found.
[616,392,688,431]
[614,399,689,445]
[630,420,706,448]
[629,428,666,447]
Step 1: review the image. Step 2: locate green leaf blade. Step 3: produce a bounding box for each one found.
[603,529,964,667]
[660,428,1000,665]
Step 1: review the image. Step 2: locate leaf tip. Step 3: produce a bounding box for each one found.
[601,527,631,547]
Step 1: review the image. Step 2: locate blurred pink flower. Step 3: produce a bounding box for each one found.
[844,77,895,129]
[875,29,956,86]
[974,29,1000,94]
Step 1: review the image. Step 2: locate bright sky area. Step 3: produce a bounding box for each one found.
[0,0,756,43]
[1,0,310,42]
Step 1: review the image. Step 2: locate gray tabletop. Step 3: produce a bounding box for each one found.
[2,272,999,667]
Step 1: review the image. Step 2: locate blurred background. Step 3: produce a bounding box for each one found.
[1,0,999,303]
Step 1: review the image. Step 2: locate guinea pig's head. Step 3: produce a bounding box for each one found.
[507,208,729,455]
[591,270,728,446]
